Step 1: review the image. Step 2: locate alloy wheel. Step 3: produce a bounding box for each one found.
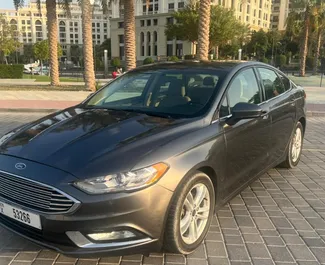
[180,183,210,245]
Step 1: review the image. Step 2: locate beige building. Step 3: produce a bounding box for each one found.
[270,0,289,30]
[111,0,273,61]
[0,0,111,61]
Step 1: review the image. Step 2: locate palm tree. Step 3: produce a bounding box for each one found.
[311,4,325,74]
[81,0,96,91]
[290,0,322,76]
[197,0,211,60]
[123,0,136,70]
[13,0,72,86]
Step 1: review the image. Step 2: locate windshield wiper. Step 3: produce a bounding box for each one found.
[84,105,175,119]
[118,108,174,119]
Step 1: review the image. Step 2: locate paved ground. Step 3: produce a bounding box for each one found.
[0,113,325,265]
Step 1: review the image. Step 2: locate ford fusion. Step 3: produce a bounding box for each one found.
[0,61,306,256]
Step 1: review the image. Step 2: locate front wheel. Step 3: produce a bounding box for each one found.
[279,121,304,168]
[164,171,215,254]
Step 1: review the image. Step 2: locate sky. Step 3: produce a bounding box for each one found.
[0,2,15,9]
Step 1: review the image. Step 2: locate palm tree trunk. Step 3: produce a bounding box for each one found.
[46,0,60,86]
[81,0,96,91]
[313,29,322,75]
[299,6,310,77]
[197,0,211,61]
[124,0,136,70]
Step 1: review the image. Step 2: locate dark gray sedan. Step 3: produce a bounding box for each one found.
[0,61,306,256]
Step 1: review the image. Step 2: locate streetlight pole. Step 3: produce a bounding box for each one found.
[104,49,108,78]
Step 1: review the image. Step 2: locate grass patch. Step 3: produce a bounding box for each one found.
[23,74,84,82]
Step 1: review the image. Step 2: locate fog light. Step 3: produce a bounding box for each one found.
[88,231,136,241]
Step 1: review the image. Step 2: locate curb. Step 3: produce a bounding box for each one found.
[1,108,325,117]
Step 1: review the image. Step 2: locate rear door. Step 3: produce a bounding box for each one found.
[219,67,272,198]
[256,67,296,163]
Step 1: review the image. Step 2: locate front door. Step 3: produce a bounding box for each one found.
[219,68,272,199]
[256,68,296,163]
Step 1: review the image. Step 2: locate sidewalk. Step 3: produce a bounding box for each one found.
[0,87,324,115]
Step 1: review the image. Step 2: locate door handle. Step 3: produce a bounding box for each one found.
[261,110,269,119]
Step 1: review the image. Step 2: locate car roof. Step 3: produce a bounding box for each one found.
[130,60,269,73]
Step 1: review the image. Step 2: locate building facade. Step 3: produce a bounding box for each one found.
[270,0,289,31]
[0,0,111,62]
[110,0,273,61]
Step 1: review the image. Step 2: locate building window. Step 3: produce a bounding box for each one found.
[178,2,184,8]
[27,20,30,25]
[119,35,124,44]
[259,10,261,18]
[118,22,124,28]
[140,20,145,27]
[168,3,174,10]
[274,6,279,11]
[22,20,25,24]
[119,46,124,59]
[70,22,73,27]
[154,3,159,11]
[246,16,249,22]
[97,34,100,39]
[167,44,173,56]
[97,23,100,27]
[92,23,95,27]
[104,35,107,39]
[254,9,256,16]
[247,5,250,13]
[74,22,78,27]
[75,28,78,32]
[70,34,74,38]
[153,19,158,26]
[92,34,95,39]
[75,34,78,38]
[273,16,279,22]
[147,20,151,26]
[140,32,144,56]
[143,5,147,13]
[166,17,174,25]
[104,23,107,28]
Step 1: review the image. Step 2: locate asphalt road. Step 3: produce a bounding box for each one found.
[0,113,325,265]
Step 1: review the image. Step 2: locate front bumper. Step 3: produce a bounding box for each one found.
[0,155,174,257]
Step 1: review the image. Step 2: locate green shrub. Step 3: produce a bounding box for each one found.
[111,57,121,67]
[184,54,195,60]
[306,57,314,69]
[143,57,154,65]
[168,56,179,62]
[260,57,269,64]
[275,55,287,68]
[0,64,24,79]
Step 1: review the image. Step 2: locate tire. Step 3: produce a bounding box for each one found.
[164,171,215,254]
[279,121,304,168]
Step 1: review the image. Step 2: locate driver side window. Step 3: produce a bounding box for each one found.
[219,68,261,118]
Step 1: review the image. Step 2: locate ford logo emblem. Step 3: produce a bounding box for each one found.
[15,163,26,170]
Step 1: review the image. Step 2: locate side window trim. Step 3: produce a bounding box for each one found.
[215,66,261,121]
[275,70,292,92]
[256,66,289,103]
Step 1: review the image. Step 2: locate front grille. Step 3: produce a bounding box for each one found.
[0,171,75,214]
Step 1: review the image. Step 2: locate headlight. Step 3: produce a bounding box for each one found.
[74,163,169,194]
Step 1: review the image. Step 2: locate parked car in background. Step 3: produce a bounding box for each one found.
[0,61,306,257]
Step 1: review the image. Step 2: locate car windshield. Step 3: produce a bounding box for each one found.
[84,69,226,118]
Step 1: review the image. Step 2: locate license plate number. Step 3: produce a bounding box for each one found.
[0,201,41,230]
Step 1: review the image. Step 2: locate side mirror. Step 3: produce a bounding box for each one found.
[226,102,263,125]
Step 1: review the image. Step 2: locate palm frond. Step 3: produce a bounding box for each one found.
[13,0,24,10]
[58,0,72,18]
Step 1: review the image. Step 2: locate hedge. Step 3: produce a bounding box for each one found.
[0,64,24,79]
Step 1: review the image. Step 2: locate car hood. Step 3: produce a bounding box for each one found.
[0,107,197,179]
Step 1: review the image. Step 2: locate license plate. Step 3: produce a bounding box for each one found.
[0,200,41,230]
